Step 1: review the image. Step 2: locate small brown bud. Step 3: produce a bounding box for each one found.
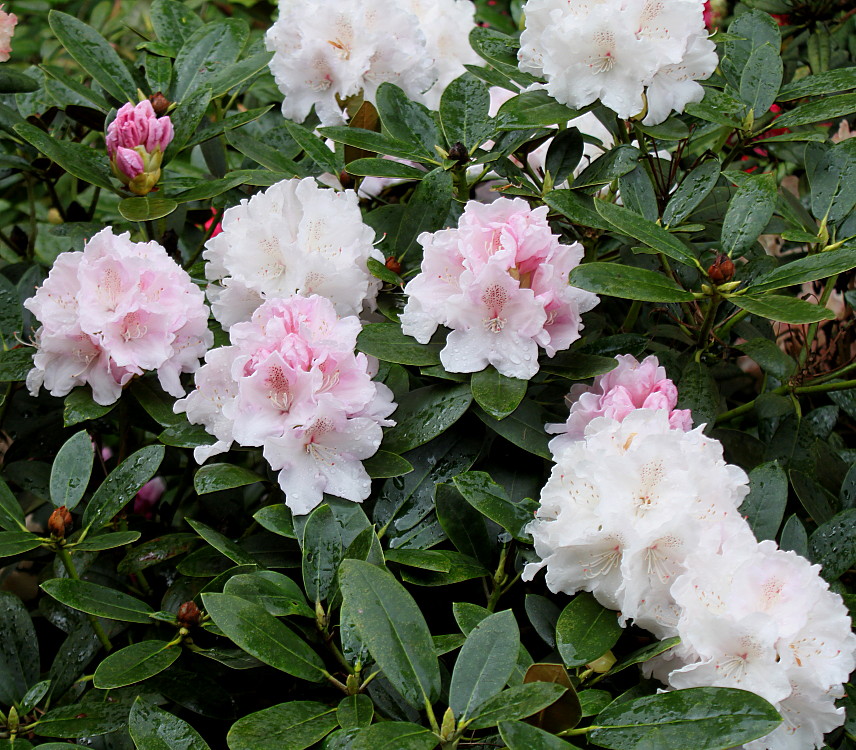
[47,506,73,539]
[448,141,469,164]
[149,92,170,117]
[384,256,402,275]
[338,170,354,190]
[177,601,201,628]
[707,254,735,284]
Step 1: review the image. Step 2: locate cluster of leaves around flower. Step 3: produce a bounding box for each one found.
[0,0,854,748]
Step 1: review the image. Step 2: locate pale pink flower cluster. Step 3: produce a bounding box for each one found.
[546,354,692,453]
[24,228,212,406]
[526,357,856,749]
[0,4,17,62]
[518,0,717,124]
[400,198,599,380]
[175,295,396,515]
[106,100,174,194]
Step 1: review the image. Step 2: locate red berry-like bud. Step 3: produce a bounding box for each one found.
[47,506,73,539]
[385,256,402,275]
[448,141,469,164]
[339,170,354,190]
[707,254,735,284]
[149,92,171,117]
[177,601,201,628]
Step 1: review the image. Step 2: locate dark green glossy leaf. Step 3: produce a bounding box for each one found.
[201,593,325,681]
[777,67,856,100]
[63,387,114,427]
[93,640,179,689]
[809,509,856,580]
[158,421,216,448]
[375,83,440,157]
[385,548,452,572]
[346,158,425,180]
[172,20,248,101]
[164,86,213,161]
[594,200,696,266]
[206,51,274,99]
[194,463,264,495]
[545,189,613,231]
[739,43,783,117]
[590,687,782,749]
[0,476,26,531]
[394,168,454,262]
[677,360,718,429]
[129,696,212,750]
[618,166,658,222]
[227,701,338,750]
[740,461,787,541]
[540,352,617,380]
[49,430,93,511]
[496,90,581,129]
[151,0,203,50]
[545,128,584,186]
[453,471,533,542]
[362,450,414,479]
[569,263,695,302]
[663,160,721,227]
[471,367,527,420]
[357,322,442,366]
[730,294,835,324]
[0,68,38,93]
[73,530,141,551]
[721,172,777,254]
[440,73,492,150]
[573,145,640,189]
[318,126,426,162]
[187,518,257,566]
[348,723,439,750]
[41,579,154,623]
[750,246,856,293]
[337,694,374,730]
[772,92,856,129]
[301,504,343,604]
[382,382,472,454]
[118,533,199,574]
[223,571,313,618]
[0,531,42,559]
[556,593,621,668]
[473,400,551,459]
[119,196,179,222]
[0,591,38,705]
[467,682,568,729]
[605,637,681,677]
[0,348,33,382]
[399,550,489,586]
[254,505,296,539]
[226,129,303,176]
[338,559,440,709]
[738,340,796,380]
[435,483,492,565]
[33,702,127,739]
[498,720,574,749]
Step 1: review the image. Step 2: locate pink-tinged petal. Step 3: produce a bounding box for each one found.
[115,146,144,179]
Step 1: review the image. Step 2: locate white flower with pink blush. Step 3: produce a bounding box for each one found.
[0,4,17,62]
[546,353,692,455]
[24,228,212,406]
[175,295,396,515]
[400,198,599,379]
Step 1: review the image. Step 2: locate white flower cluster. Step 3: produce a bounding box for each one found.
[203,177,383,331]
[266,0,480,125]
[518,0,717,124]
[526,358,856,749]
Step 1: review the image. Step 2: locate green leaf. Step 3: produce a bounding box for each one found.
[129,696,212,750]
[282,119,341,174]
[385,549,452,572]
[118,533,198,574]
[0,591,38,705]
[194,464,264,495]
[119,196,179,222]
[206,51,273,99]
[375,83,440,157]
[721,172,777,254]
[590,687,782,749]
[545,190,613,231]
[594,200,696,266]
[0,348,33,382]
[382,382,472,454]
[663,160,721,227]
[738,339,796,380]
[225,129,303,176]
[226,702,337,750]
[471,367,527,420]
[473,400,551,459]
[605,637,681,677]
[223,571,313,618]
[467,682,568,730]
[469,27,534,86]
[93,641,179,689]
[73,530,141,551]
[496,90,581,130]
[0,531,43,558]
[440,73,492,151]
[569,263,695,302]
[780,513,809,556]
[435,483,492,565]
[338,559,441,709]
[739,461,788,542]
[48,11,137,101]
[348,723,439,750]
[394,168,454,262]
[337,695,374,730]
[771,92,856,129]
[809,509,856,580]
[556,593,622,668]
[618,166,658,222]
[540,352,618,381]
[319,126,427,162]
[777,67,856,101]
[750,246,856,293]
[357,322,442,366]
[164,86,212,161]
[63,387,114,427]
[573,145,641,189]
[50,430,94,510]
[808,141,856,224]
[201,593,326,681]
[185,106,273,151]
[729,293,835,323]
[545,128,584,186]
[151,0,203,49]
[450,610,520,720]
[346,158,425,180]
[254,505,296,539]
[362,451,414,479]
[172,20,248,101]
[301,504,343,604]
[739,43,783,117]
[453,471,533,543]
[41,579,155,623]
[14,123,114,190]
[82,445,165,532]
[399,550,489,587]
[635,118,690,140]
[158,421,216,449]
[186,518,257,566]
[579,689,613,717]
[498,721,574,749]
[0,69,38,94]
[0,476,26,532]
[677,360,718,429]
[33,703,127,739]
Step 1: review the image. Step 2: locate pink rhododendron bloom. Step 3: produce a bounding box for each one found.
[133,477,166,518]
[546,353,692,454]
[401,198,599,379]
[106,100,174,195]
[175,295,396,515]
[0,4,17,62]
[25,228,212,406]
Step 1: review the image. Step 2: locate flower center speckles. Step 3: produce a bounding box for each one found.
[266,365,292,412]
[120,313,147,342]
[481,283,508,333]
[589,31,617,73]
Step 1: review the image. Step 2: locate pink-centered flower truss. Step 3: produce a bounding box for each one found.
[174,295,396,515]
[106,100,174,195]
[24,228,212,406]
[0,4,17,62]
[546,353,692,454]
[400,198,599,379]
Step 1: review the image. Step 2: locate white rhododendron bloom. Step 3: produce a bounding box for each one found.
[518,0,717,124]
[527,356,856,749]
[400,198,599,379]
[203,177,382,330]
[24,228,212,406]
[175,295,396,515]
[265,0,479,125]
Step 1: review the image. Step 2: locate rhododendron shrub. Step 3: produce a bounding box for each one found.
[0,1,854,749]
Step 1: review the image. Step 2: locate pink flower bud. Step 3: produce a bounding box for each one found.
[0,4,17,63]
[115,146,145,180]
[106,100,174,157]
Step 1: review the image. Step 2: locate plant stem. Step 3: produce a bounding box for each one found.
[486,543,510,612]
[715,378,856,424]
[452,164,470,202]
[558,725,596,736]
[798,274,837,368]
[56,547,112,651]
[696,294,721,349]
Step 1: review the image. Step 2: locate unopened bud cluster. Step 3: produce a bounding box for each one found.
[106,100,174,195]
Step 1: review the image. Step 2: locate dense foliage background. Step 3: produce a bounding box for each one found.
[0,0,854,748]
